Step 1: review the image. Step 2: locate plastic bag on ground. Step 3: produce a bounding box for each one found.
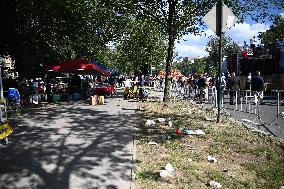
[145,119,156,126]
[157,118,166,123]
[183,129,205,135]
[207,155,217,163]
[168,120,173,127]
[148,141,158,145]
[209,180,222,188]
[165,163,174,173]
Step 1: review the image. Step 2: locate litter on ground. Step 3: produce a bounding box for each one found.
[148,141,158,145]
[209,180,222,188]
[145,119,156,126]
[207,155,217,163]
[157,118,166,123]
[183,129,205,135]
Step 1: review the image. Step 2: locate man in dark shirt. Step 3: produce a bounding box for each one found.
[251,71,265,104]
[198,74,207,103]
[251,71,264,92]
[228,72,240,105]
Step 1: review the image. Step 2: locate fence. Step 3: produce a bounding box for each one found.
[151,79,283,136]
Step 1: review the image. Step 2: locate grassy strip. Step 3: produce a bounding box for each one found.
[135,101,284,189]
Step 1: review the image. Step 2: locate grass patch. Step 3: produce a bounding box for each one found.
[135,101,284,189]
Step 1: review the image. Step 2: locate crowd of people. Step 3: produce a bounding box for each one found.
[146,71,266,105]
[2,70,267,107]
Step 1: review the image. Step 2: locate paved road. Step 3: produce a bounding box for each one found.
[212,94,284,139]
[0,95,137,189]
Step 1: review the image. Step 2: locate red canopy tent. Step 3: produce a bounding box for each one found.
[45,58,110,76]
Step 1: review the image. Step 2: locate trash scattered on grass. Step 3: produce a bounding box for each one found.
[157,118,166,123]
[176,127,183,135]
[159,170,174,180]
[159,163,175,181]
[145,119,156,126]
[183,128,205,135]
[209,180,222,188]
[207,155,217,163]
[168,120,173,127]
[223,168,228,172]
[165,163,174,173]
[195,130,205,135]
[187,158,193,162]
[148,141,158,145]
[205,116,216,121]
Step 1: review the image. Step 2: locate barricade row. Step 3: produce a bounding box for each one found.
[149,80,283,129]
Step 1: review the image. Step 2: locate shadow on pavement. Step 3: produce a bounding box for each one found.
[0,100,135,189]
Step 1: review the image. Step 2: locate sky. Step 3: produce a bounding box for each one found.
[175,12,284,59]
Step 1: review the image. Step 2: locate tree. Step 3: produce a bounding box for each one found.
[205,35,241,75]
[258,15,284,46]
[112,18,167,75]
[0,0,133,77]
[132,0,283,102]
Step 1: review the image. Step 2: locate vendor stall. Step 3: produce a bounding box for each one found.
[45,58,111,102]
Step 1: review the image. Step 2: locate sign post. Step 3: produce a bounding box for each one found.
[216,0,223,123]
[203,0,237,123]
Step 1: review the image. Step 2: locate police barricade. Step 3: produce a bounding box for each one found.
[208,88,283,129]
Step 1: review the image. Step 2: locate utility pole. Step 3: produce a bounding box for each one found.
[216,0,223,123]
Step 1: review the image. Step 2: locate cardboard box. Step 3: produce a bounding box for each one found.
[90,95,97,105]
[98,96,104,105]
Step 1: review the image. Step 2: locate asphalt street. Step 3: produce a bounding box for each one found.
[213,94,284,139]
[0,95,137,189]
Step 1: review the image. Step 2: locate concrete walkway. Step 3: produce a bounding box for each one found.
[0,96,137,189]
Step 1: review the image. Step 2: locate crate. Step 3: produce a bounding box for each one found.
[98,96,104,105]
[89,95,97,105]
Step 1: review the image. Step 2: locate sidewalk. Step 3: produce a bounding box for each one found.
[0,95,137,189]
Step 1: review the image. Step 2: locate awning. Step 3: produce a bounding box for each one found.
[45,58,110,76]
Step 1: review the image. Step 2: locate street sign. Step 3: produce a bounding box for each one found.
[203,4,237,34]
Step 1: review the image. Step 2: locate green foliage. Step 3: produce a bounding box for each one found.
[173,57,213,75]
[258,15,284,46]
[110,18,167,75]
[205,35,241,75]
[0,0,282,79]
[0,0,133,77]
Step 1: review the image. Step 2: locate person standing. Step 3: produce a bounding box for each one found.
[251,71,265,104]
[228,72,240,105]
[178,76,185,97]
[246,72,252,90]
[198,74,207,103]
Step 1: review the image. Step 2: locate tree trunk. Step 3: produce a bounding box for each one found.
[163,0,177,103]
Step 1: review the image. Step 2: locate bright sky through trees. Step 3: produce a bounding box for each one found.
[175,10,284,58]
